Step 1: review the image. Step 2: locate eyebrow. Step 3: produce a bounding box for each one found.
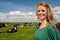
[37,10,40,12]
[41,10,45,12]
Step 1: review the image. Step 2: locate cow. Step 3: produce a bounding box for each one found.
[29,22,34,27]
[7,24,18,33]
[0,23,7,28]
[7,26,17,33]
[23,22,28,27]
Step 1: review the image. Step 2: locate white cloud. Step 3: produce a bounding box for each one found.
[53,7,60,11]
[0,12,2,14]
[0,14,6,19]
[0,16,6,19]
[53,6,60,22]
[0,11,38,22]
[9,11,21,15]
[53,7,60,14]
[53,15,60,18]
[28,12,35,15]
[0,6,60,22]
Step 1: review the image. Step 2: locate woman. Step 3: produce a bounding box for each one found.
[34,2,60,40]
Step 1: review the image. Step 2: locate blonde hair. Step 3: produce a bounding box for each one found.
[36,2,56,27]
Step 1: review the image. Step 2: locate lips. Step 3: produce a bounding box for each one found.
[40,14,45,16]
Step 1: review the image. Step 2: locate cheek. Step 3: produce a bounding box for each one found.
[43,13,47,19]
[43,12,47,17]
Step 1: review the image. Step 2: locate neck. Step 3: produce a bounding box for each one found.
[41,19,47,24]
[40,19,49,26]
[39,19,49,29]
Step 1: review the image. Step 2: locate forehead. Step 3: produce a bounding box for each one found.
[37,5,47,10]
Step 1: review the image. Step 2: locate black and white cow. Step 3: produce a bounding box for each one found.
[7,26,17,33]
[23,22,28,27]
[0,23,7,28]
[29,22,34,27]
[7,24,18,33]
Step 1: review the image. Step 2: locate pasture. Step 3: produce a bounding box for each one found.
[0,22,38,40]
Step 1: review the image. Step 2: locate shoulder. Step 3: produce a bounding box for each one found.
[46,24,56,32]
[47,24,55,29]
[47,24,56,34]
[47,25,60,40]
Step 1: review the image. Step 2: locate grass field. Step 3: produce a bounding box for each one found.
[0,22,38,40]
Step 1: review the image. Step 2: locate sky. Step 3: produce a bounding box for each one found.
[0,0,60,22]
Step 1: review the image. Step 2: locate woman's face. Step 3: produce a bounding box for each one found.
[36,5,47,21]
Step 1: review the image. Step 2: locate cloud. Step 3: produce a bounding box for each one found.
[0,11,38,22]
[0,5,60,22]
[53,7,60,14]
[53,6,60,22]
[9,11,21,15]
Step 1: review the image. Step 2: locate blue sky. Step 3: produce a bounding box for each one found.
[0,0,60,13]
[0,0,60,22]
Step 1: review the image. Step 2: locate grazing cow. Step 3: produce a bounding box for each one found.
[0,23,7,28]
[7,26,17,33]
[7,24,18,33]
[19,24,23,27]
[14,24,20,27]
[29,22,34,27]
[36,23,60,32]
[23,22,28,27]
[36,23,41,28]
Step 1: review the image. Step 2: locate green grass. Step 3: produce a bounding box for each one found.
[0,22,38,40]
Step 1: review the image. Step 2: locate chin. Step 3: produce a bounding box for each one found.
[38,18,45,21]
[39,18,44,20]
